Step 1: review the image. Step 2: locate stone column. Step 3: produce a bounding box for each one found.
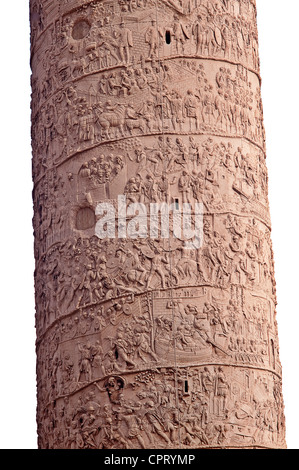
[30,0,286,449]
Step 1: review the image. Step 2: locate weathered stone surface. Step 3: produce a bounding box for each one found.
[30,0,286,449]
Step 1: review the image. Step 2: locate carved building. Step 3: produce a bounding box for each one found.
[30,0,286,449]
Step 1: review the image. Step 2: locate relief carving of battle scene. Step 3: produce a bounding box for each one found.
[37,363,285,449]
[30,0,286,449]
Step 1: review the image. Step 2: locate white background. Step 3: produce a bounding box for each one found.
[0,0,298,449]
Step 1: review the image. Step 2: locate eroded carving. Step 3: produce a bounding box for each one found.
[31,0,286,449]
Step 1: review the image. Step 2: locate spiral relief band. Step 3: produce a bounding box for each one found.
[30,0,286,449]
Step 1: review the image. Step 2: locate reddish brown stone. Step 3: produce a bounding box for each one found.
[30,0,286,449]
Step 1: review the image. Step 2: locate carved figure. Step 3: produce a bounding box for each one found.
[31,0,286,450]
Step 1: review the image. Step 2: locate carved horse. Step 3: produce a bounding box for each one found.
[95,104,126,140]
[95,105,146,140]
[125,116,146,135]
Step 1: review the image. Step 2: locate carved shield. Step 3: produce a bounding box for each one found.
[237,31,244,50]
[127,29,133,48]
[141,246,155,259]
[123,304,132,316]
[215,27,222,47]
[106,257,119,270]
[181,23,190,39]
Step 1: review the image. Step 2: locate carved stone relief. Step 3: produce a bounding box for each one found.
[30,0,286,449]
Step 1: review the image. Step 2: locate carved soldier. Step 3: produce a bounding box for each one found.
[115,20,133,64]
[145,19,162,59]
[178,170,192,204]
[221,19,232,59]
[31,0,286,450]
[77,342,93,383]
[97,30,120,66]
[171,15,190,54]
[146,247,169,290]
[183,89,199,131]
[144,401,172,445]
[214,367,229,414]
[120,407,146,448]
[192,15,206,56]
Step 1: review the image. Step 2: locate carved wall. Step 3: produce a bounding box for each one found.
[30,0,286,449]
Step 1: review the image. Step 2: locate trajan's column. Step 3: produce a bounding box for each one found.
[30,0,287,449]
